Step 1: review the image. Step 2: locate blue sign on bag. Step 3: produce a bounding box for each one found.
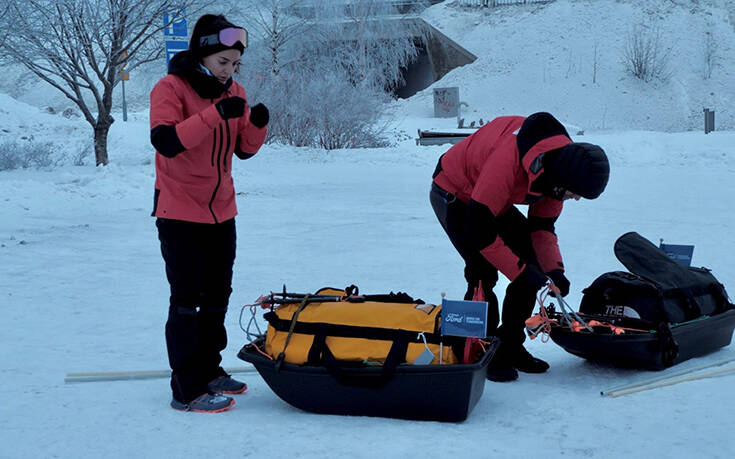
[165,40,189,66]
[659,243,694,267]
[163,12,188,37]
[441,299,488,338]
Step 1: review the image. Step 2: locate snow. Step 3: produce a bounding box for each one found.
[1,0,735,457]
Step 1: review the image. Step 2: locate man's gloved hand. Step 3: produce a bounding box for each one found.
[215,96,246,120]
[511,262,548,293]
[249,103,269,128]
[547,269,570,297]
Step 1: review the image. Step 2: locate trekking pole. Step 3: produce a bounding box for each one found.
[601,356,735,397]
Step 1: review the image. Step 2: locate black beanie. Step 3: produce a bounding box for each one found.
[543,142,610,199]
[189,14,244,59]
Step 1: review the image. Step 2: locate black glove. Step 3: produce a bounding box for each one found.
[547,269,570,297]
[215,96,246,120]
[249,103,269,128]
[511,262,548,293]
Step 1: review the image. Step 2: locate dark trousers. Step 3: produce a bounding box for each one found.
[156,217,236,403]
[430,182,538,348]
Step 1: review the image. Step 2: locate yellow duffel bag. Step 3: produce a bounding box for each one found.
[264,288,459,367]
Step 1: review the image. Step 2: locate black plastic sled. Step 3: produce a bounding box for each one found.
[548,232,735,370]
[549,309,735,370]
[237,337,498,422]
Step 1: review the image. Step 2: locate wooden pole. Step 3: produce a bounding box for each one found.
[601,356,735,397]
[603,366,735,398]
[65,366,256,384]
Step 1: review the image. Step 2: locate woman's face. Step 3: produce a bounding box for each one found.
[201,49,241,84]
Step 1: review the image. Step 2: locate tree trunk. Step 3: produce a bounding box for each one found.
[93,117,113,166]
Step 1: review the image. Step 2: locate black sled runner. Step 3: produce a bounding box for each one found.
[238,287,498,422]
[546,232,735,370]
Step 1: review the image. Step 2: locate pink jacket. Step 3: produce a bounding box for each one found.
[150,65,266,224]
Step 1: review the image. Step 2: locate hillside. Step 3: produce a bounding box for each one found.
[2,0,735,153]
[407,0,735,131]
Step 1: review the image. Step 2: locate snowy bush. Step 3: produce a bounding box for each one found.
[623,25,672,83]
[243,68,393,149]
[237,0,424,149]
[0,140,55,171]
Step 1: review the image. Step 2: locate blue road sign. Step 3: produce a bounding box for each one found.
[163,12,187,37]
[165,40,189,67]
[441,299,488,338]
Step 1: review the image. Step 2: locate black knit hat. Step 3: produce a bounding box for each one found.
[543,142,610,199]
[189,14,245,59]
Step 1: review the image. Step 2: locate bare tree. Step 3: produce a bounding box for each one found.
[1,0,204,166]
[245,0,312,78]
[238,0,427,149]
[622,24,672,83]
[0,1,9,49]
[325,0,428,92]
[592,41,599,84]
[703,30,718,80]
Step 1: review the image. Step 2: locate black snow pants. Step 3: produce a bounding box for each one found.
[430,181,539,349]
[156,217,236,403]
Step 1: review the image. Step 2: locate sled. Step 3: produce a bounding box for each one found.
[538,232,735,370]
[238,337,496,422]
[548,309,735,370]
[237,286,498,421]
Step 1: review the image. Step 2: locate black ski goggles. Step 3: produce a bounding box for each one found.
[199,27,248,49]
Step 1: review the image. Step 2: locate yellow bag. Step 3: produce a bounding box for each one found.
[264,288,458,366]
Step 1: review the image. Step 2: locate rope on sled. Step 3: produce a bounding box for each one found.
[525,286,556,342]
[526,284,595,340]
[525,284,657,339]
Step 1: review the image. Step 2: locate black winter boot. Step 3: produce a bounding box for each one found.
[512,346,549,373]
[486,344,519,382]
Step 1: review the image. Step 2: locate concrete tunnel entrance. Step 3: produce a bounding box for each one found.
[394,18,477,99]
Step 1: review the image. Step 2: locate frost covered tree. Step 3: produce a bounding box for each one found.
[246,0,312,78]
[238,0,428,149]
[0,1,9,51]
[323,0,427,92]
[0,0,204,166]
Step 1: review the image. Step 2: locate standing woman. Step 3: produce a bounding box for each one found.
[150,14,269,413]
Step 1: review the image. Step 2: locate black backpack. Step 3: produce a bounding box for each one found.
[579,232,731,325]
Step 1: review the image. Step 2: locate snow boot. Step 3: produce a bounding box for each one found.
[512,346,549,373]
[208,375,247,394]
[486,345,519,382]
[170,393,235,413]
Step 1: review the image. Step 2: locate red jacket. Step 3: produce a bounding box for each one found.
[433,113,572,281]
[150,52,266,224]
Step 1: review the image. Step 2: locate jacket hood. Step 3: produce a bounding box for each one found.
[168,50,232,99]
[515,112,573,197]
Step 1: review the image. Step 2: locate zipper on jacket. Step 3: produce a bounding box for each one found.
[210,98,217,167]
[208,123,225,223]
[223,120,232,172]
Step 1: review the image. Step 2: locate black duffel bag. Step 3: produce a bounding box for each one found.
[579,232,730,324]
[548,232,735,369]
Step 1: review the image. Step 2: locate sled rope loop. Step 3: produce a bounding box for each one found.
[525,286,556,342]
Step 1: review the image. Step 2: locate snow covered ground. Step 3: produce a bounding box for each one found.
[1,0,735,457]
[2,114,734,458]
